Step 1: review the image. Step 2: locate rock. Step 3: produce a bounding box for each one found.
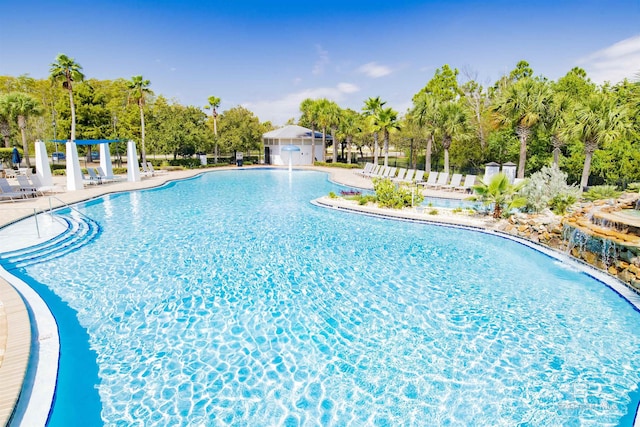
[608,265,618,276]
[583,251,598,265]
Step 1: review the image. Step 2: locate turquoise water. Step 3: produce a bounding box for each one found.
[4,169,640,425]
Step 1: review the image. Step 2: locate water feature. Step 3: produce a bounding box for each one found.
[3,169,640,426]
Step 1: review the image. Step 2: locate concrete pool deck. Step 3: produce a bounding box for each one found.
[0,165,520,425]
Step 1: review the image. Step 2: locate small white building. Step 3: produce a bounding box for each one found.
[262,125,331,166]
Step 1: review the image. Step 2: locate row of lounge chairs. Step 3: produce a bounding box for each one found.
[419,172,477,193]
[359,163,476,193]
[0,176,63,201]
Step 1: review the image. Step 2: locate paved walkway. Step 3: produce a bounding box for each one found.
[0,165,487,426]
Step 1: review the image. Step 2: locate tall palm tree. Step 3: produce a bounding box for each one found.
[338,109,362,164]
[374,107,401,167]
[4,92,42,168]
[128,76,153,164]
[412,92,438,171]
[545,92,572,167]
[205,95,221,162]
[315,98,333,162]
[492,78,550,179]
[324,101,342,163]
[49,53,84,142]
[362,96,386,165]
[566,91,630,190]
[435,101,469,174]
[300,98,320,162]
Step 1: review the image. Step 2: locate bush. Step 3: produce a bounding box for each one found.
[328,191,337,199]
[373,178,424,209]
[0,147,21,164]
[520,165,580,214]
[582,185,621,201]
[313,161,360,169]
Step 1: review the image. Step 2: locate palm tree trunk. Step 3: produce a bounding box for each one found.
[425,134,433,172]
[18,116,31,168]
[331,127,337,163]
[373,132,379,165]
[383,131,389,167]
[516,125,530,179]
[346,136,352,164]
[139,103,147,164]
[321,127,327,162]
[1,120,10,148]
[310,124,316,163]
[580,148,595,191]
[443,149,449,174]
[69,87,76,141]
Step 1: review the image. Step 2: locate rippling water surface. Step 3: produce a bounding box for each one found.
[19,169,640,426]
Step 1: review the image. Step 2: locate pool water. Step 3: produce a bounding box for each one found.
[6,169,640,425]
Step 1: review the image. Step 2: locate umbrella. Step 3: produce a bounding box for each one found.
[12,147,21,166]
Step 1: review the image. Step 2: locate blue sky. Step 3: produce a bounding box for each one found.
[1,0,639,125]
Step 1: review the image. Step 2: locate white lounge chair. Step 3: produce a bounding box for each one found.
[147,162,166,175]
[0,177,26,201]
[412,170,425,184]
[430,172,450,189]
[30,174,64,194]
[359,162,374,176]
[363,164,381,177]
[96,167,123,183]
[16,175,39,197]
[442,173,462,191]
[140,162,153,177]
[385,167,397,179]
[393,168,408,183]
[456,175,477,193]
[419,172,438,187]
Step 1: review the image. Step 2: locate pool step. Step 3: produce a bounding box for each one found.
[0,214,101,270]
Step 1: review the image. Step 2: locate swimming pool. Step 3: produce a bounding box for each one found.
[3,169,640,425]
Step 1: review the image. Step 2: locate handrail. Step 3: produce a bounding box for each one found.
[46,196,96,223]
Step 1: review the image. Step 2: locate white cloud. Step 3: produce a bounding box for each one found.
[313,45,330,75]
[578,34,640,84]
[357,62,393,78]
[243,83,360,125]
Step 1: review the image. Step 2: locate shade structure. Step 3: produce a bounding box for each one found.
[262,125,327,165]
[66,141,84,191]
[35,140,53,187]
[127,140,141,182]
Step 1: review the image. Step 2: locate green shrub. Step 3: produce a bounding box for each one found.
[429,208,439,215]
[53,169,66,176]
[452,207,463,214]
[627,182,640,191]
[0,147,21,164]
[313,161,360,169]
[328,191,337,199]
[582,185,621,201]
[373,178,424,209]
[520,165,580,213]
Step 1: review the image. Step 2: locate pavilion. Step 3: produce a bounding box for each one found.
[262,125,330,166]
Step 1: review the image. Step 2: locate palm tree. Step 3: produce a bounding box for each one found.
[205,95,221,162]
[362,97,386,165]
[338,109,362,164]
[566,91,630,190]
[492,78,551,179]
[545,92,572,167]
[300,98,320,162]
[49,53,84,142]
[374,107,401,167]
[412,92,438,172]
[434,101,469,174]
[315,98,333,162]
[471,173,527,218]
[128,76,153,164]
[4,92,42,168]
[324,101,342,163]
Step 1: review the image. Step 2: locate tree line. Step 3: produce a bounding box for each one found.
[1,55,639,187]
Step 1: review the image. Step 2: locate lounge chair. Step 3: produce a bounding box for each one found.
[147,162,166,175]
[16,175,39,197]
[412,170,425,184]
[4,168,17,179]
[419,172,438,187]
[83,169,102,185]
[385,167,397,179]
[363,164,381,177]
[30,174,64,194]
[442,173,462,191]
[96,167,123,183]
[430,172,450,189]
[455,175,477,193]
[140,162,153,177]
[393,168,408,183]
[0,177,26,201]
[359,162,374,176]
